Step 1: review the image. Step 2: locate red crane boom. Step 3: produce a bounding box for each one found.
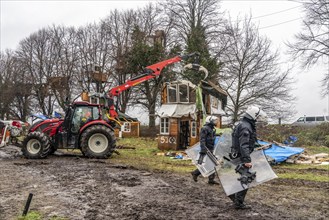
[107,53,198,118]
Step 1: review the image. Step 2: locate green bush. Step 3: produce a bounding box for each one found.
[257,123,329,147]
[324,135,329,147]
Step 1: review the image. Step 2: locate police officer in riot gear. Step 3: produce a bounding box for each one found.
[229,106,267,209]
[191,115,219,185]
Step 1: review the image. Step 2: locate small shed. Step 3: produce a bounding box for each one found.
[114,111,140,138]
[157,80,227,151]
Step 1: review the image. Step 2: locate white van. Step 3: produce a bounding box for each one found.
[292,116,329,127]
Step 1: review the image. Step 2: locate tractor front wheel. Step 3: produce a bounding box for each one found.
[22,132,51,159]
[80,125,116,159]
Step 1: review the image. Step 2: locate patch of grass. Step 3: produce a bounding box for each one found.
[17,211,68,220]
[303,145,329,155]
[111,138,195,173]
[278,172,329,182]
[278,163,329,171]
[17,211,42,220]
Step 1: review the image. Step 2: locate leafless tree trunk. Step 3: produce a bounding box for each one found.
[216,16,295,123]
[287,0,329,96]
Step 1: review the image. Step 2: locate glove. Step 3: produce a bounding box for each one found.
[199,148,207,154]
[197,152,206,165]
[254,142,261,149]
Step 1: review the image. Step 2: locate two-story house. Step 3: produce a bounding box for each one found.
[157,80,227,150]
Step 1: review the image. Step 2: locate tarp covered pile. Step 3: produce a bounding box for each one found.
[257,140,304,164]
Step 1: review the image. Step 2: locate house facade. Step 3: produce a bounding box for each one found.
[157,80,227,151]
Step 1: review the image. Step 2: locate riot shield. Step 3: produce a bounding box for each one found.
[185,142,221,177]
[213,131,277,196]
[216,150,277,195]
[187,131,277,195]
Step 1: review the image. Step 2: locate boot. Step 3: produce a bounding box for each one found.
[208,173,219,185]
[191,172,198,182]
[208,180,220,185]
[228,194,236,202]
[234,203,252,210]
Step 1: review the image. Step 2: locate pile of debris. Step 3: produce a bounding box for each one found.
[286,152,329,165]
[156,151,190,160]
[258,139,329,165]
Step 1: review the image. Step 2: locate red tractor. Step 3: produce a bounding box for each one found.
[22,53,201,159]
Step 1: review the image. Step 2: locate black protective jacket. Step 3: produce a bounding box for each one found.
[232,117,257,163]
[200,122,216,152]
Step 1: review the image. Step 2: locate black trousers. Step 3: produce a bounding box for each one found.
[191,169,216,181]
[228,189,248,205]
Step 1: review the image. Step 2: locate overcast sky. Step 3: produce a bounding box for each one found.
[1,0,328,122]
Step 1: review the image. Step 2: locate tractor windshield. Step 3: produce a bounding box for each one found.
[71,106,99,133]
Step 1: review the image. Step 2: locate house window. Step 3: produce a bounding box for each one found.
[168,85,177,103]
[160,118,169,134]
[191,121,197,138]
[179,84,189,103]
[123,122,131,132]
[211,96,218,108]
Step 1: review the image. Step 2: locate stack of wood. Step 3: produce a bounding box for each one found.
[286,152,329,164]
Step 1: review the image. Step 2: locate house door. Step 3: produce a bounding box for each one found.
[179,120,190,149]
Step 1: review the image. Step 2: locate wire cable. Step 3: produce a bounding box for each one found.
[259,17,302,29]
[252,6,301,19]
[229,5,302,24]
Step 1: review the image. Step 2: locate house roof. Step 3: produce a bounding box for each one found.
[200,80,228,106]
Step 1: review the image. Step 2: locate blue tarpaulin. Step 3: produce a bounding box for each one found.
[258,140,304,163]
[31,114,49,120]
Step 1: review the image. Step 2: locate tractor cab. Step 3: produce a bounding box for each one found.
[69,102,100,133]
[59,102,102,148]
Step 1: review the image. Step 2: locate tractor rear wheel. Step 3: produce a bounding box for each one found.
[22,132,51,159]
[80,125,116,159]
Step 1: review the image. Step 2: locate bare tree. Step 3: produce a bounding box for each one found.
[0,50,33,120]
[75,22,114,95]
[101,9,137,113]
[161,0,223,44]
[0,50,17,119]
[217,17,295,123]
[287,0,329,96]
[16,28,58,116]
[48,25,80,110]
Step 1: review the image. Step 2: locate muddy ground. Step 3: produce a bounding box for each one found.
[0,145,328,220]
